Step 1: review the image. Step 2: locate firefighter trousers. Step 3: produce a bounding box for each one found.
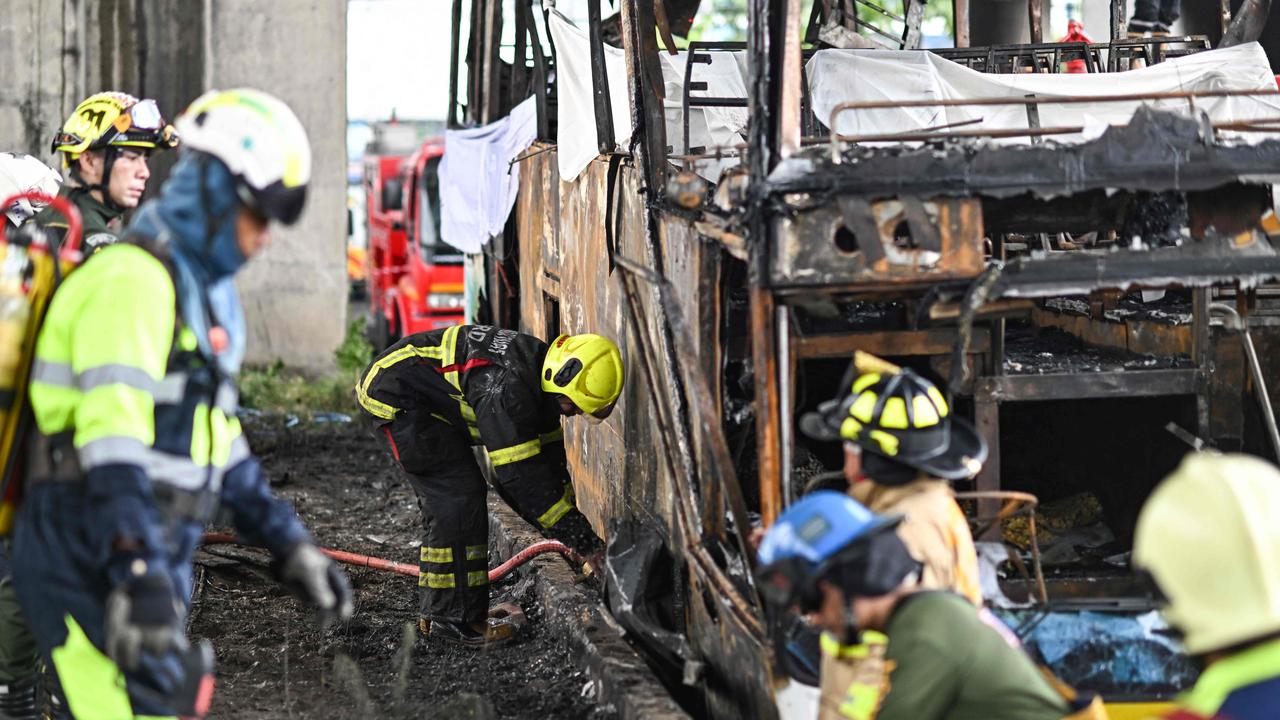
[379,412,491,625]
[0,541,39,684]
[12,482,195,719]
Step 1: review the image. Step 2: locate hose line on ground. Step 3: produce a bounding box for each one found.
[200,533,585,583]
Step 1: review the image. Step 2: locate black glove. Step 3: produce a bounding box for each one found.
[104,561,184,670]
[279,544,354,626]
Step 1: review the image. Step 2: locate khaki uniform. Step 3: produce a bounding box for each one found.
[850,477,981,606]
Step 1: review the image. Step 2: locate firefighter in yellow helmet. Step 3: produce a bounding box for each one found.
[37,91,179,255]
[799,360,985,606]
[1133,453,1280,720]
[356,326,623,646]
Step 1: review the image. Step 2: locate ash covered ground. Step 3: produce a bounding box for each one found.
[189,416,614,719]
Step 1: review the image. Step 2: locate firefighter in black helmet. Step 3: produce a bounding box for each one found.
[356,326,623,647]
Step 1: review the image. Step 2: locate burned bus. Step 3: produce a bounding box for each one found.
[444,0,1280,717]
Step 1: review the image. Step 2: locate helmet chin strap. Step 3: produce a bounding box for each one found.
[838,603,861,646]
[74,148,123,213]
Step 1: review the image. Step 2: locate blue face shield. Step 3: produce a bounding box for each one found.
[127,152,250,374]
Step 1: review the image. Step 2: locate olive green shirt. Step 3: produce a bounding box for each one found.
[877,592,1069,720]
[34,186,122,254]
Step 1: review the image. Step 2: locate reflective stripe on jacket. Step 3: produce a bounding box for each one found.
[29,243,247,500]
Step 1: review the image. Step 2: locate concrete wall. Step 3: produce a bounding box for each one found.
[0,0,347,372]
[208,0,348,371]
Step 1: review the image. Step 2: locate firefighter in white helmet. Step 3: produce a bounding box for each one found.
[1133,452,1280,720]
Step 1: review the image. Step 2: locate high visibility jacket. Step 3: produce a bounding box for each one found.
[26,241,306,567]
[357,325,597,550]
[1163,638,1280,720]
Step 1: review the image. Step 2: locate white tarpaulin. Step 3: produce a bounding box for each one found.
[439,96,538,253]
[807,43,1280,144]
[550,10,750,181]
[658,50,749,180]
[548,11,632,180]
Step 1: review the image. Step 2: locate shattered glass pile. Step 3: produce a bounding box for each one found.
[994,608,1200,698]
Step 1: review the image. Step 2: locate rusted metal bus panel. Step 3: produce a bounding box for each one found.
[772,196,985,289]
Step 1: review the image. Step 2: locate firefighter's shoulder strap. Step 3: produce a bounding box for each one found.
[0,192,84,535]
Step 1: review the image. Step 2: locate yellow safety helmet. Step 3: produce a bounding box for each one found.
[1133,453,1280,655]
[51,91,179,165]
[799,364,986,481]
[541,334,624,421]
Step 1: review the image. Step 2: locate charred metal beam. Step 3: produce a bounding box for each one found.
[448,0,462,127]
[973,369,1202,402]
[1028,0,1044,44]
[769,108,1280,200]
[1221,0,1273,47]
[1111,0,1126,41]
[794,328,992,359]
[482,0,504,123]
[512,0,530,109]
[903,0,928,49]
[525,0,552,139]
[621,0,670,195]
[587,0,617,155]
[992,243,1280,299]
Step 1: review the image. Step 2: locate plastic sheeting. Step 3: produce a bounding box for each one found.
[547,11,632,181]
[550,12,749,181]
[807,43,1280,145]
[994,608,1200,697]
[439,96,538,253]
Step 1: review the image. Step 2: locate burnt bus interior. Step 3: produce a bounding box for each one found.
[448,0,1280,716]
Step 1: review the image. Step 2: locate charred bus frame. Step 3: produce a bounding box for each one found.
[447,0,1280,716]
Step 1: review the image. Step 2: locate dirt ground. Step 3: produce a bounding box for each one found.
[189,415,616,719]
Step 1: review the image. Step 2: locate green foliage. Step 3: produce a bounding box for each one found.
[239,317,373,415]
[685,0,954,44]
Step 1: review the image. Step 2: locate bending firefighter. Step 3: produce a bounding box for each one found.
[356,327,622,646]
[11,89,352,719]
[38,92,179,255]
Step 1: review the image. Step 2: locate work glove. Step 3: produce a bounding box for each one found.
[279,543,354,626]
[104,561,185,671]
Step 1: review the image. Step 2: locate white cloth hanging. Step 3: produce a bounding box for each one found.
[439,96,539,253]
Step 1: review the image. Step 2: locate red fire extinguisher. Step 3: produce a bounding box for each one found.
[1057,19,1094,74]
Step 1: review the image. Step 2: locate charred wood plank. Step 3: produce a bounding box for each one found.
[973,368,1202,402]
[794,328,991,359]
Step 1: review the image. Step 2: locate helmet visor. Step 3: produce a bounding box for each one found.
[129,99,164,130]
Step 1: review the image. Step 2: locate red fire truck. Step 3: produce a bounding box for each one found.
[363,139,464,349]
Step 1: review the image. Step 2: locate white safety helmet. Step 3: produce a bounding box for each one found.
[0,153,61,227]
[174,88,311,225]
[1133,453,1280,655]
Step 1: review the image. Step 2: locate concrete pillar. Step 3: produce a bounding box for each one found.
[0,0,86,160]
[208,0,348,371]
[1,0,348,372]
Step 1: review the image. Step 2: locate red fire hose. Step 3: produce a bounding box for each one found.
[200,533,584,583]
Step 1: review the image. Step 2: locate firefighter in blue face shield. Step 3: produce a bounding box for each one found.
[10,89,353,719]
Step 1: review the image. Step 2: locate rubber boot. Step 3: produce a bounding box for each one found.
[0,676,37,720]
[420,617,518,647]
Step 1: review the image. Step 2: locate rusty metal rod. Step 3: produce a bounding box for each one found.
[829,88,1280,129]
[1211,303,1280,461]
[835,117,1280,145]
[955,490,1048,604]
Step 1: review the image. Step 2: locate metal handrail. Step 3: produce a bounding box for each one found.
[954,490,1048,605]
[827,89,1280,160]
